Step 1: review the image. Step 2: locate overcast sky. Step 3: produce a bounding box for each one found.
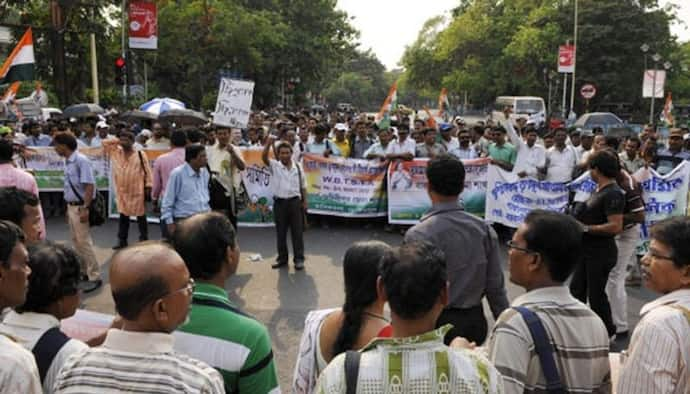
[337,0,690,70]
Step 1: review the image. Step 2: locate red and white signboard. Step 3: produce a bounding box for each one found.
[129,1,158,50]
[580,84,596,99]
[558,45,575,73]
[642,70,666,98]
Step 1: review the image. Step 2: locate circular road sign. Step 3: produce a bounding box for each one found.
[580,84,597,100]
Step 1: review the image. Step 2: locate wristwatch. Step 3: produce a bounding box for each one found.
[582,225,590,233]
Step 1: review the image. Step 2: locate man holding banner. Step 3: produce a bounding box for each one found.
[262,137,307,270]
[404,155,508,344]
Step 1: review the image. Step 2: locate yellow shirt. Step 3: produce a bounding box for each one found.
[332,139,351,158]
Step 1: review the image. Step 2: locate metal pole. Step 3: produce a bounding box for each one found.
[650,67,657,124]
[547,77,552,116]
[90,33,99,105]
[569,0,578,117]
[121,0,127,104]
[562,73,568,117]
[144,61,148,100]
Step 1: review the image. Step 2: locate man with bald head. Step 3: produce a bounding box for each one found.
[54,242,224,394]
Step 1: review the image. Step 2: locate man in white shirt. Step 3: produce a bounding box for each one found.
[439,123,459,151]
[501,109,545,178]
[262,137,307,270]
[0,220,41,394]
[146,122,171,149]
[618,217,690,394]
[206,126,246,229]
[364,128,394,160]
[448,129,478,160]
[545,128,578,182]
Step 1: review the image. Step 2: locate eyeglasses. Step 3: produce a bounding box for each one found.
[644,250,674,262]
[506,240,536,254]
[166,278,195,297]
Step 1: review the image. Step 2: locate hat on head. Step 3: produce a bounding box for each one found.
[139,129,152,138]
[439,123,453,132]
[570,127,582,136]
[0,126,11,135]
[581,129,594,137]
[96,121,109,129]
[334,123,348,132]
[669,128,684,138]
[453,116,465,124]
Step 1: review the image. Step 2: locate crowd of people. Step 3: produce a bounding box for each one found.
[0,107,688,393]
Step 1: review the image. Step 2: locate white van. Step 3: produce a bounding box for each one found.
[491,96,546,128]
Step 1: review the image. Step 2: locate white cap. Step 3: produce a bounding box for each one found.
[139,129,152,137]
[96,121,109,129]
[334,123,349,131]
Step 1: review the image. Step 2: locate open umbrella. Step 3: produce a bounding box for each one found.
[119,109,158,122]
[158,109,207,126]
[139,97,186,115]
[63,103,104,118]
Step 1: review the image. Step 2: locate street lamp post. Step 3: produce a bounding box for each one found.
[650,53,661,124]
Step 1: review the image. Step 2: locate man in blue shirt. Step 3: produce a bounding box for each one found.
[653,128,690,175]
[53,132,101,293]
[161,144,210,236]
[23,121,51,147]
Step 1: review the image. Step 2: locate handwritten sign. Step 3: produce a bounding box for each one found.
[213,78,254,128]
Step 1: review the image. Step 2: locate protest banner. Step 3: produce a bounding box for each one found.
[213,78,254,128]
[24,147,109,191]
[485,165,570,227]
[302,153,388,217]
[237,148,274,226]
[387,158,489,224]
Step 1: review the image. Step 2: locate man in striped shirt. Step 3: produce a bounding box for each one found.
[618,217,690,394]
[487,210,611,394]
[316,241,503,394]
[172,212,280,394]
[53,242,224,394]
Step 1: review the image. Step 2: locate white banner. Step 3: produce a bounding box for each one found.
[642,69,666,99]
[213,78,254,128]
[485,165,570,227]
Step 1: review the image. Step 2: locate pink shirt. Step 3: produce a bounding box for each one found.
[152,148,185,200]
[0,163,46,239]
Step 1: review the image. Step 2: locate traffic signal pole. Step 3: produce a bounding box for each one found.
[121,0,127,104]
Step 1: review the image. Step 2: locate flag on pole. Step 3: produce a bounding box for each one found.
[662,91,674,126]
[375,81,398,129]
[438,88,449,116]
[1,82,20,104]
[0,28,35,85]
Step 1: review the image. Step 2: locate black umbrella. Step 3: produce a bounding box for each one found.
[120,110,158,122]
[158,109,207,126]
[63,103,105,118]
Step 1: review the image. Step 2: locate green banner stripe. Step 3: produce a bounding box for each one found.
[0,63,34,84]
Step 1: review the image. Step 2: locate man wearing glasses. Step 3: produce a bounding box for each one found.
[483,210,611,393]
[618,217,690,394]
[54,242,224,394]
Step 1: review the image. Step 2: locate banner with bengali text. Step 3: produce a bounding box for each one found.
[387,158,489,224]
[485,165,570,227]
[302,153,388,217]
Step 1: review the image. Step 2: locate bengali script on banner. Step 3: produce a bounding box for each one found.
[24,147,109,191]
[485,165,570,227]
[302,153,388,217]
[237,148,274,226]
[388,158,489,224]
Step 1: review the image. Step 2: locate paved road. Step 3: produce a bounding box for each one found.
[46,215,656,390]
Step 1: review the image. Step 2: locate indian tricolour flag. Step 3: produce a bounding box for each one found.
[375,81,398,129]
[0,28,35,85]
[438,88,449,116]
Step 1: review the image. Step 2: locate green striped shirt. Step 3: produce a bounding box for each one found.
[174,283,280,394]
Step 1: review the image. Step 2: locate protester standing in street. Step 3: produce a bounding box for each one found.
[102,131,152,249]
[570,150,624,338]
[152,130,187,239]
[160,145,210,236]
[146,122,171,149]
[206,126,246,230]
[545,128,578,182]
[53,132,101,292]
[262,137,307,270]
[404,155,508,344]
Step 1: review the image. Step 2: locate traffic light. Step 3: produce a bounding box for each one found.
[115,57,126,86]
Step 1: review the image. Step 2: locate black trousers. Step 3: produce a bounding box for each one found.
[436,304,487,345]
[117,214,148,243]
[570,241,617,336]
[273,197,304,264]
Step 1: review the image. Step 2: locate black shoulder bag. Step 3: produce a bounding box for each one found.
[67,176,106,226]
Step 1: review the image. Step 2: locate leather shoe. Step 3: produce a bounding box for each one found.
[294,261,305,270]
[80,279,103,294]
[271,261,287,269]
